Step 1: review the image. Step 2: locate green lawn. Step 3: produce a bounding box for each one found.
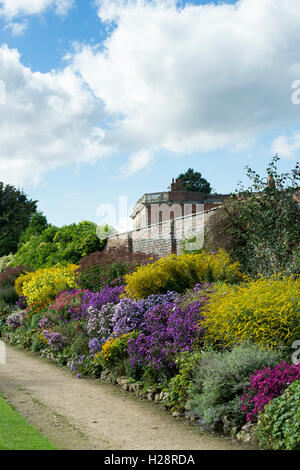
[0,395,56,450]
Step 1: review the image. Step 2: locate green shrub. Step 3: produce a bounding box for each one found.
[214,157,300,277]
[256,380,300,450]
[0,286,18,305]
[0,298,11,335]
[189,343,282,427]
[0,254,14,273]
[164,351,202,413]
[0,298,10,318]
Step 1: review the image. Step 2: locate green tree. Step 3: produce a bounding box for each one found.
[178,168,212,194]
[13,221,104,269]
[0,183,37,257]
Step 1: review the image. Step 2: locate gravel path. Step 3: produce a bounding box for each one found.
[0,344,254,450]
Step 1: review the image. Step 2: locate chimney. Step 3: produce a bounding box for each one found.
[170,178,184,192]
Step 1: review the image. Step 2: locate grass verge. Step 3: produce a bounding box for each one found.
[0,395,56,450]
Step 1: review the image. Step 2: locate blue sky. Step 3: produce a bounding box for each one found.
[0,0,299,228]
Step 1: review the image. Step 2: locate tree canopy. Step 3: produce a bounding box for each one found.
[12,221,109,270]
[0,183,37,257]
[177,168,212,194]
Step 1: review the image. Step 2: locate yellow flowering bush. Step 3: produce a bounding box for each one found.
[15,272,34,297]
[124,250,244,299]
[15,264,78,311]
[203,275,300,349]
[95,332,137,373]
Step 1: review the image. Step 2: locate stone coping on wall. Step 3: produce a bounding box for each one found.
[106,206,221,241]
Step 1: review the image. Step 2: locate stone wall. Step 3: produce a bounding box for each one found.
[106,207,220,257]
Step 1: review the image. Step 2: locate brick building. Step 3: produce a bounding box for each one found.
[130,178,229,229]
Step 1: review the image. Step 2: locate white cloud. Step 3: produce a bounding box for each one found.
[2,0,300,186]
[0,44,113,185]
[270,133,300,159]
[69,0,300,171]
[4,20,28,36]
[0,0,74,19]
[121,149,154,175]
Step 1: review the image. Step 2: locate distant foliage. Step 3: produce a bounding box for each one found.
[0,265,27,289]
[124,250,243,299]
[0,182,37,256]
[18,212,48,246]
[203,275,300,350]
[177,168,212,194]
[13,221,103,270]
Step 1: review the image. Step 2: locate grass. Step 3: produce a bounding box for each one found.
[0,395,56,450]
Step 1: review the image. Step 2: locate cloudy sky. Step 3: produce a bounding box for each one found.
[0,0,300,227]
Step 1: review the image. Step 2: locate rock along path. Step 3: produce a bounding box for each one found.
[0,344,254,450]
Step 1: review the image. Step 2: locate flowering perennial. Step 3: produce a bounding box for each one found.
[241,361,300,422]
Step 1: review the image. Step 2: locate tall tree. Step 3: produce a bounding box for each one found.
[0,182,37,256]
[178,168,212,194]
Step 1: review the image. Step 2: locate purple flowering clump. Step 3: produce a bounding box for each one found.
[111,298,148,337]
[6,311,23,331]
[16,296,26,310]
[241,361,300,422]
[88,337,102,355]
[111,291,178,338]
[42,330,67,351]
[80,285,125,317]
[128,300,205,373]
[87,302,116,346]
[87,290,177,348]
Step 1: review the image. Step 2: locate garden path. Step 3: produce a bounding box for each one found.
[0,345,254,450]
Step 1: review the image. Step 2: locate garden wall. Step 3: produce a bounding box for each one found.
[106,207,220,256]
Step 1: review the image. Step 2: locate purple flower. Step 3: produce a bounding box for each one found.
[242,362,300,421]
[128,300,206,374]
[6,311,23,331]
[42,330,67,351]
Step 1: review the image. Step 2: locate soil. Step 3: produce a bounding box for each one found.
[0,344,255,450]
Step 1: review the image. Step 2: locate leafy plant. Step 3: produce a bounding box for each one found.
[256,380,300,450]
[219,156,300,276]
[0,254,15,273]
[164,351,202,413]
[189,343,282,427]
